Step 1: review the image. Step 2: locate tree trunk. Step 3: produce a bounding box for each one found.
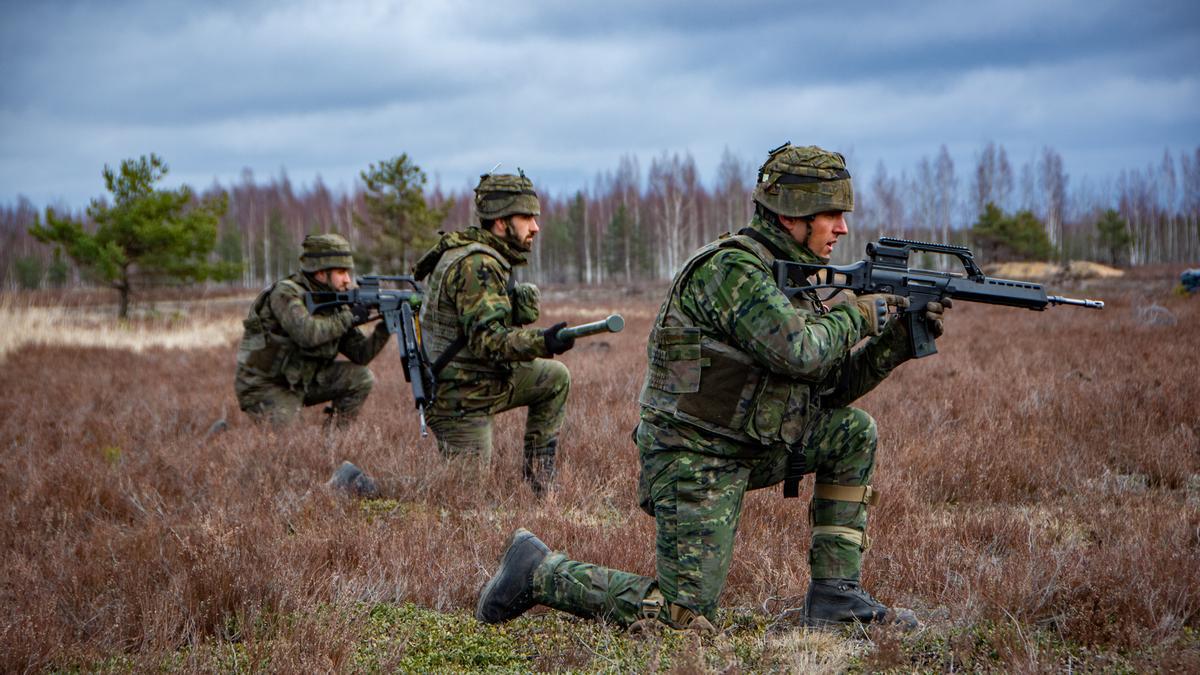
[116,271,131,319]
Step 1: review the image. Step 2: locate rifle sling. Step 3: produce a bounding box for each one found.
[783,449,806,498]
[430,335,466,377]
[738,227,793,263]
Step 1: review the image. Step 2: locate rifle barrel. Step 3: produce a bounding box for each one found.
[1048,295,1105,309]
[556,314,625,340]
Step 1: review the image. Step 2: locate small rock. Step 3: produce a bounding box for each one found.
[1135,303,1177,326]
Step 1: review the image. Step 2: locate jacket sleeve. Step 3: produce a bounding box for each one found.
[269,282,353,349]
[448,254,549,361]
[683,250,868,383]
[820,317,914,408]
[338,320,392,365]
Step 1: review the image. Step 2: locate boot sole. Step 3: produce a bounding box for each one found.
[475,528,532,623]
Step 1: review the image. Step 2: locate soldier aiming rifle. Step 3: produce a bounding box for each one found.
[476,142,1102,634]
[234,233,391,429]
[326,170,622,497]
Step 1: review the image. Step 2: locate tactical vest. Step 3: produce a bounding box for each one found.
[236,277,341,389]
[638,234,825,447]
[420,242,512,377]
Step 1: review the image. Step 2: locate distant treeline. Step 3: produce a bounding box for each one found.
[2,143,1198,290]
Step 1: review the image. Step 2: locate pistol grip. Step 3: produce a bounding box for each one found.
[906,311,938,358]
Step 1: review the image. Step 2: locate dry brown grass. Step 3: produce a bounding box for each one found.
[0,294,244,360]
[0,273,1197,671]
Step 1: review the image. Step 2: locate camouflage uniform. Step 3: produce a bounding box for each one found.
[413,173,569,491]
[235,234,390,427]
[525,146,915,627]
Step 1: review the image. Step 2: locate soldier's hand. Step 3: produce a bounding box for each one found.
[349,302,373,326]
[542,321,576,355]
[850,292,909,336]
[925,298,952,338]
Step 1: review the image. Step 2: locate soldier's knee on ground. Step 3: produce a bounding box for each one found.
[429,415,494,466]
[328,366,376,421]
[362,365,377,389]
[248,400,301,428]
[347,365,376,395]
[630,589,718,637]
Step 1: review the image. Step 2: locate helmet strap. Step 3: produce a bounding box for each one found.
[757,203,813,245]
[305,270,332,291]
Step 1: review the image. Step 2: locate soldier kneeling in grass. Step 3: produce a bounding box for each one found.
[477,144,952,632]
[234,233,390,437]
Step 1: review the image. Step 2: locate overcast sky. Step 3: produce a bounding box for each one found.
[2,0,1197,210]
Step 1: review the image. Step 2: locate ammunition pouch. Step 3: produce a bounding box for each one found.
[674,336,762,431]
[235,279,333,389]
[237,283,297,381]
[241,327,294,377]
[509,282,540,326]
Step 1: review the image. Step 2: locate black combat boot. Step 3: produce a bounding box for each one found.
[326,461,379,499]
[475,528,550,624]
[522,445,557,496]
[804,578,918,629]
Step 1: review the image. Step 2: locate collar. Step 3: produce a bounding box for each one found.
[744,214,824,264]
[464,225,529,266]
[295,271,332,293]
[414,226,528,281]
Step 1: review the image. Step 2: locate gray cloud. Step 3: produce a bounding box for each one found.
[1,0,1197,208]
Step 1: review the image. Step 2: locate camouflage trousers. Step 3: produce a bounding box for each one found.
[235,361,376,427]
[530,406,877,626]
[426,358,570,469]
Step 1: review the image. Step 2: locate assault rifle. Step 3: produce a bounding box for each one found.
[774,237,1104,358]
[305,275,436,435]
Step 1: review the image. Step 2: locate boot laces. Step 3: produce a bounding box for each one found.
[836,580,884,609]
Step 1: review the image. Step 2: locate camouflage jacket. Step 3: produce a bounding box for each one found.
[639,215,913,456]
[235,272,391,390]
[414,227,549,406]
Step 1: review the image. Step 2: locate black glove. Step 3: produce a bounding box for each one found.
[542,321,576,355]
[349,302,373,326]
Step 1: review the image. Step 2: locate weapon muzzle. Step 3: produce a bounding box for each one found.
[1048,295,1105,309]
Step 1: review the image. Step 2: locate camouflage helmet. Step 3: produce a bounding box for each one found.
[753,143,854,219]
[299,233,355,273]
[474,171,541,221]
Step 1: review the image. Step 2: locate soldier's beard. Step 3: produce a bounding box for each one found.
[505,228,532,252]
[307,271,334,292]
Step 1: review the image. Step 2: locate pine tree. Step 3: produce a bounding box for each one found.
[29,154,237,317]
[1095,209,1133,266]
[970,202,1055,262]
[354,154,453,273]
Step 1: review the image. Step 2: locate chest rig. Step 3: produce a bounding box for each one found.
[638,233,827,447]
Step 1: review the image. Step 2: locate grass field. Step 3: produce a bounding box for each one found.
[1,270,1197,672]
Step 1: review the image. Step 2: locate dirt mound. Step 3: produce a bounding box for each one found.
[1065,261,1125,279]
[984,261,1124,281]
